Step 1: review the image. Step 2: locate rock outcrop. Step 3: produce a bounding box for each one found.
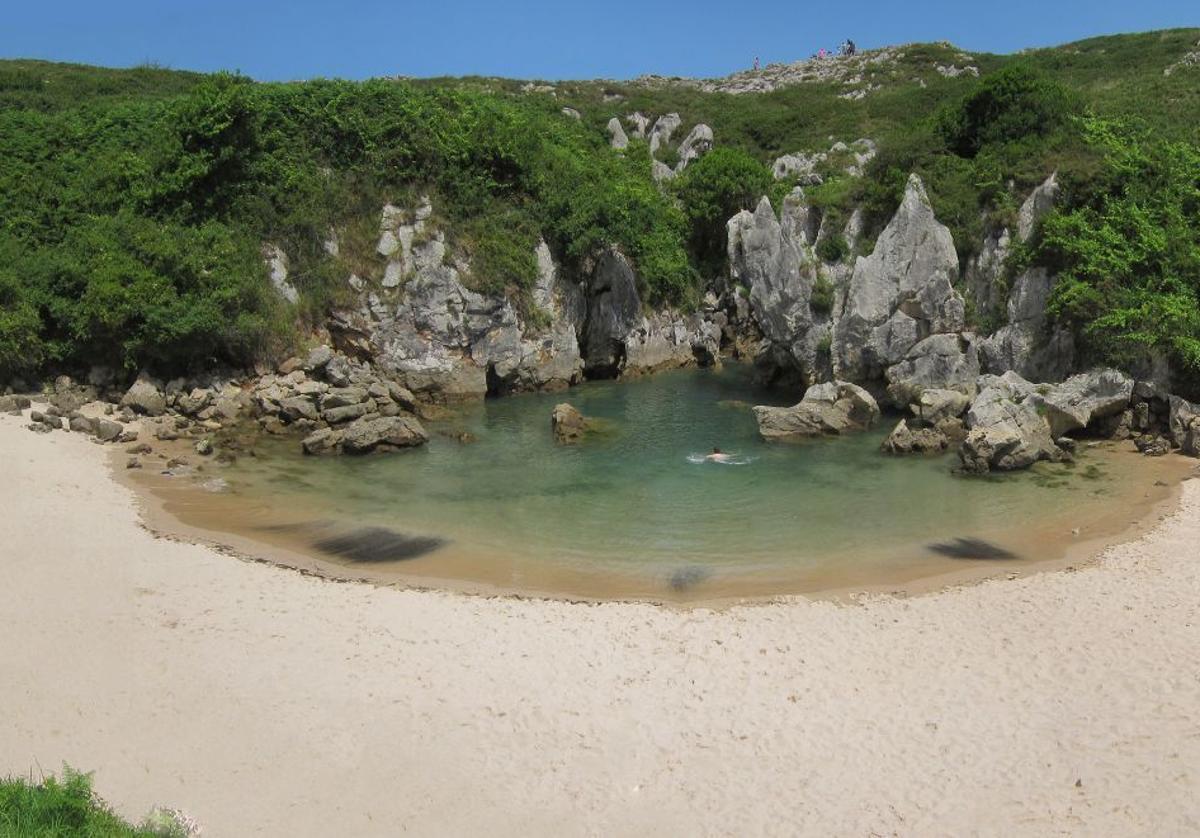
[1168,395,1200,456]
[958,372,1065,473]
[1030,368,1133,438]
[884,332,979,407]
[753,381,880,440]
[881,418,954,455]
[606,117,629,150]
[833,174,964,382]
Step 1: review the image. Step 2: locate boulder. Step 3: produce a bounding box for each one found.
[833,174,964,382]
[1168,395,1200,456]
[551,403,588,444]
[0,394,31,412]
[753,381,880,441]
[301,427,343,455]
[121,377,167,416]
[304,345,334,372]
[279,396,319,423]
[606,117,629,150]
[910,388,970,426]
[177,388,214,416]
[322,401,374,425]
[68,415,97,435]
[884,332,979,407]
[958,372,1064,472]
[95,419,124,442]
[1134,435,1170,457]
[320,387,368,409]
[881,418,951,455]
[647,113,682,155]
[1030,368,1133,438]
[341,415,429,454]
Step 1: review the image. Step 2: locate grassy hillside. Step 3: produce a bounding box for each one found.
[0,29,1197,384]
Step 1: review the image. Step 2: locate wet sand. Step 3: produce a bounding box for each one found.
[2,406,1199,836]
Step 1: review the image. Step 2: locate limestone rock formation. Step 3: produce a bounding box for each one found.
[674,123,713,173]
[979,268,1075,383]
[958,372,1065,473]
[647,113,682,155]
[726,191,826,382]
[884,332,979,407]
[1168,395,1200,456]
[606,117,629,150]
[753,381,880,441]
[881,418,953,455]
[832,174,964,382]
[1029,368,1133,438]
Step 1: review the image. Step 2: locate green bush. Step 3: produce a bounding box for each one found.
[815,234,849,264]
[1038,118,1200,382]
[936,64,1078,158]
[674,147,772,275]
[810,275,836,313]
[0,766,175,837]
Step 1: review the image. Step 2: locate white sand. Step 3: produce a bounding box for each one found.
[1,409,1198,837]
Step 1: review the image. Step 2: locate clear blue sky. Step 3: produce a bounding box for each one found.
[3,0,1196,81]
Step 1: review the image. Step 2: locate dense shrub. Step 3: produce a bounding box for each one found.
[936,64,1078,158]
[1039,118,1200,380]
[673,147,772,274]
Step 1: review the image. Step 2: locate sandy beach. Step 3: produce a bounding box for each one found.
[2,407,1199,837]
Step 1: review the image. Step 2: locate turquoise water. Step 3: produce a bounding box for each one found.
[188,365,1172,599]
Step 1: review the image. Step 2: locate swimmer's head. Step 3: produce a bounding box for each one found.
[712,447,722,454]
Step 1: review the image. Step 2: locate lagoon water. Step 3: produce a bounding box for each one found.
[156,365,1184,600]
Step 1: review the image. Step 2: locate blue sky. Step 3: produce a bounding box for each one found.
[2,1,1196,80]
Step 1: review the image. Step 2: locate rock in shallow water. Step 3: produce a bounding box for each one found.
[551,403,588,444]
[753,381,879,441]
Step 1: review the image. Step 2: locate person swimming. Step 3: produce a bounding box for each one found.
[705,446,732,463]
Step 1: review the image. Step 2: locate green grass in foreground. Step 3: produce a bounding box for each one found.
[0,767,185,837]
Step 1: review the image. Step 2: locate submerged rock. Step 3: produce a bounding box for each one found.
[753,381,880,441]
[551,403,588,444]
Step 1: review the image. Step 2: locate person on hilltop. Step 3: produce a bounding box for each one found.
[753,56,760,71]
[847,39,857,56]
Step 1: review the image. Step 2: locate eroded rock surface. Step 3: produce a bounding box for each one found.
[753,381,880,440]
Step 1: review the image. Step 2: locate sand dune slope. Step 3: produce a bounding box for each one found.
[1,411,1198,837]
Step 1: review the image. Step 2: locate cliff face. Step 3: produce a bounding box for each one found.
[319,199,724,402]
[727,171,1093,407]
[304,164,1116,408]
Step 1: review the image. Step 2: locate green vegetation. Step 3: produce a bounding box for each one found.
[0,28,1197,383]
[1040,117,1200,382]
[673,147,772,274]
[0,767,183,837]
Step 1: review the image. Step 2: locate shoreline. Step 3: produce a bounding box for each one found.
[3,407,1200,835]
[112,416,1198,607]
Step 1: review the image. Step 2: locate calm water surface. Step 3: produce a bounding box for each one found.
[156,365,1182,600]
